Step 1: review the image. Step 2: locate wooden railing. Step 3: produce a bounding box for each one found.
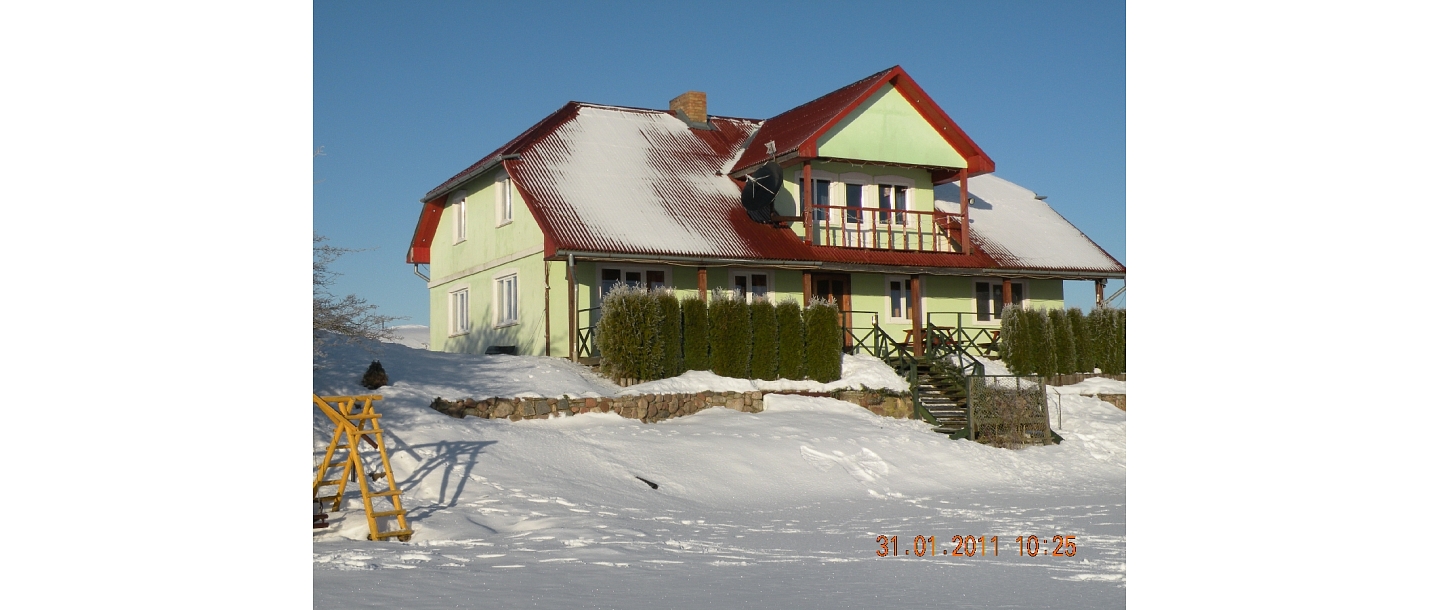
[809,205,961,252]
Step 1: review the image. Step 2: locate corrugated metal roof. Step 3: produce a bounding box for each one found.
[409,77,1121,277]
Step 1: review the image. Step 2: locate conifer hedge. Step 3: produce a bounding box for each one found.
[596,285,665,382]
[708,291,751,379]
[1029,308,1059,378]
[776,299,805,380]
[1049,308,1076,375]
[749,298,778,381]
[681,294,708,372]
[805,299,842,382]
[1067,307,1092,373]
[999,304,1029,375]
[1088,306,1126,374]
[658,290,682,378]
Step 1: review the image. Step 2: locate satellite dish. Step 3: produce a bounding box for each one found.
[741,161,783,223]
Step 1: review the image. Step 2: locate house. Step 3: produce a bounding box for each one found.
[406,66,1125,361]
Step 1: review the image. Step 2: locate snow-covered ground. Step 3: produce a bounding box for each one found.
[314,334,1125,608]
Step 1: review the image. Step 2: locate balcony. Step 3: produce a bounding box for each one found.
[808,204,962,252]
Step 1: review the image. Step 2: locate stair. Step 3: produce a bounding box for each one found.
[885,357,971,440]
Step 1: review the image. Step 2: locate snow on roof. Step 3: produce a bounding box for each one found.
[512,104,769,258]
[936,175,1124,273]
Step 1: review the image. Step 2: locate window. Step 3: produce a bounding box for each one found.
[888,278,912,321]
[730,270,771,302]
[975,280,1025,322]
[844,182,863,224]
[495,274,518,327]
[496,176,513,226]
[448,287,470,336]
[599,266,669,299]
[806,178,831,221]
[451,193,467,244]
[878,184,907,225]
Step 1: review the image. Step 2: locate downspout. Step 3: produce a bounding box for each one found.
[544,260,551,357]
[413,264,429,282]
[567,253,577,362]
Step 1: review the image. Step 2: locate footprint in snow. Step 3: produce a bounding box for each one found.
[800,446,890,483]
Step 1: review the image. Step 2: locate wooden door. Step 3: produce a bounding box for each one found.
[812,273,852,349]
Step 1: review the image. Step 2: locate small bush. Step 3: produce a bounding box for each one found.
[682,294,708,372]
[776,299,805,380]
[1067,308,1092,373]
[360,360,388,390]
[805,299,842,382]
[750,298,778,381]
[970,376,1047,449]
[1049,309,1077,375]
[708,290,751,378]
[596,285,663,383]
[658,290,682,378]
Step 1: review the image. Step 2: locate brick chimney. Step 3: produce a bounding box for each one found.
[669,91,707,125]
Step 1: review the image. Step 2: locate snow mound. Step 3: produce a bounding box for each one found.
[619,354,907,395]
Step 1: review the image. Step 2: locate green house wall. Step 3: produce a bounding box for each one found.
[816,83,966,169]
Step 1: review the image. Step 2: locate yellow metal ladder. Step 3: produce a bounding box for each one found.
[312,394,413,542]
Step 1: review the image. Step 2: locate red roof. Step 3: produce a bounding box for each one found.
[729,66,995,182]
[407,69,1120,277]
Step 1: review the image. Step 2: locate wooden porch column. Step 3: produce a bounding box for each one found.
[958,168,972,255]
[802,160,813,245]
[544,261,551,357]
[802,271,812,304]
[697,267,708,303]
[1001,278,1013,309]
[567,256,577,361]
[910,275,923,356]
[1095,279,1107,307]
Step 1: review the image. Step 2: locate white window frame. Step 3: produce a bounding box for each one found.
[794,169,838,224]
[884,275,921,323]
[973,278,1026,326]
[596,266,670,300]
[495,174,513,227]
[494,272,519,328]
[448,286,471,337]
[728,268,773,303]
[874,175,915,227]
[450,191,467,244]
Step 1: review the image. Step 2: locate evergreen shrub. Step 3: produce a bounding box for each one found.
[1088,306,1126,374]
[596,285,663,382]
[1028,308,1058,378]
[749,298,778,381]
[999,304,1029,375]
[708,290,751,378]
[658,290,682,378]
[1049,309,1077,375]
[1067,307,1092,373]
[775,299,806,380]
[804,299,842,382]
[682,294,708,372]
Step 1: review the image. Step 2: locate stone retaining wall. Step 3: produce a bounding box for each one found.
[430,390,913,423]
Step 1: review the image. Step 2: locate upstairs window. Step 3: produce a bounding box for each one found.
[844,182,864,224]
[451,193,467,244]
[878,184,908,225]
[496,176,513,226]
[805,178,831,222]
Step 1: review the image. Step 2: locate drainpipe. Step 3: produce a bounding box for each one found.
[567,254,577,362]
[412,264,429,283]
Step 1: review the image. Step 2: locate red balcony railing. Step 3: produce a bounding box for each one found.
[808,204,962,252]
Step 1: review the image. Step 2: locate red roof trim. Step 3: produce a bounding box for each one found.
[731,66,994,177]
[406,197,445,264]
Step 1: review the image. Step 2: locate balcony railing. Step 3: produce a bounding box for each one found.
[809,204,961,252]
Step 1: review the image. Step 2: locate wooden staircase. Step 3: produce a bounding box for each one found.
[914,361,970,438]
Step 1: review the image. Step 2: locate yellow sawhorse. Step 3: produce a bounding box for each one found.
[312,394,413,541]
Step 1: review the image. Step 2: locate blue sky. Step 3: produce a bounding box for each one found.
[314,0,1125,326]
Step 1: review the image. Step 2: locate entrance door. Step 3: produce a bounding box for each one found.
[812,273,852,349]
